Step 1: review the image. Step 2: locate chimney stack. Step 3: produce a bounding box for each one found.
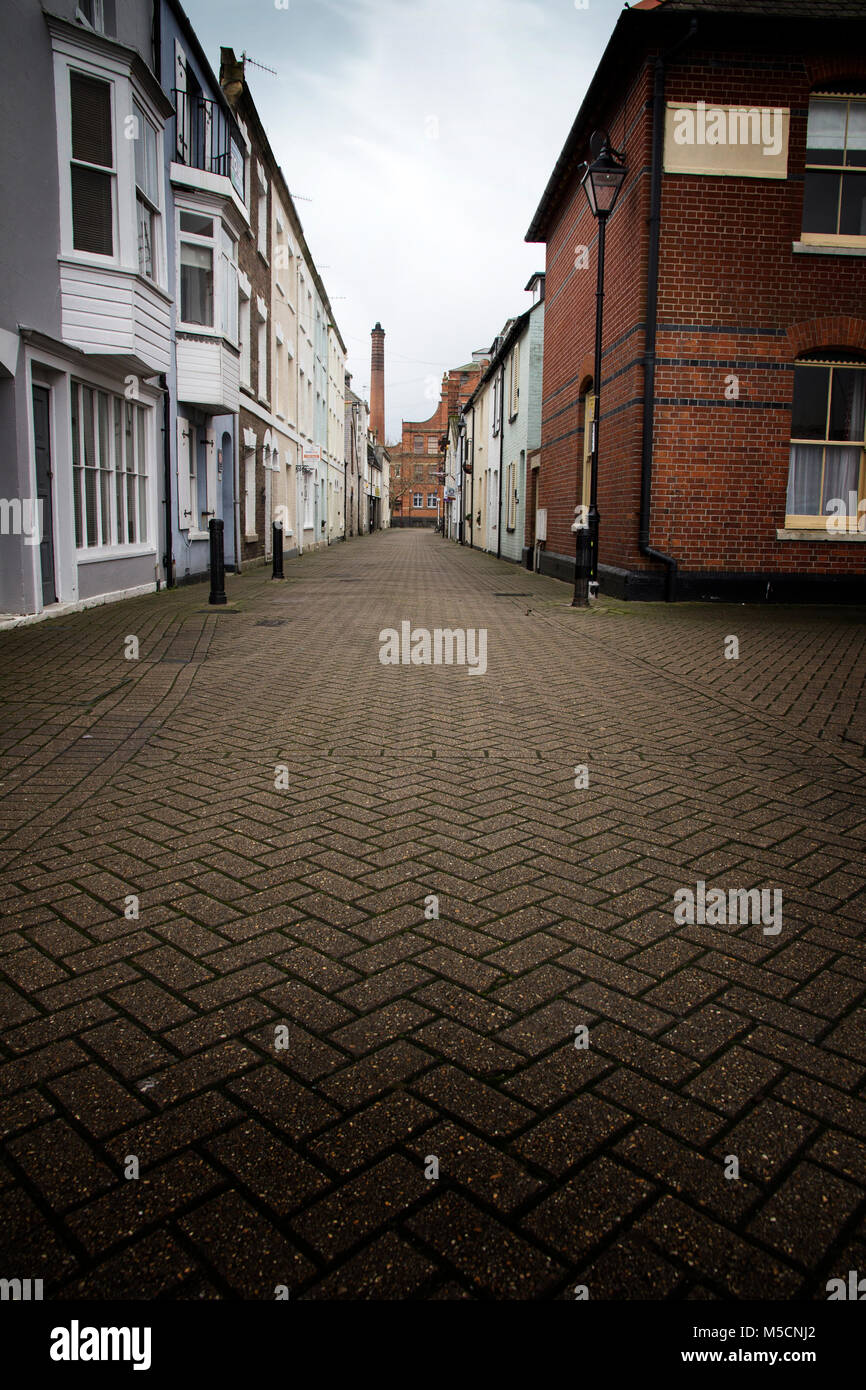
[370,322,385,443]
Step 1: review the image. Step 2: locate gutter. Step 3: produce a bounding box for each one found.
[639,18,698,602]
[159,374,174,588]
[496,363,505,558]
[470,404,476,549]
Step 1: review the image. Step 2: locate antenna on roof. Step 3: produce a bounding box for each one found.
[240,52,278,76]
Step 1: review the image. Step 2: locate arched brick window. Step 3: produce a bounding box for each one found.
[786,349,866,527]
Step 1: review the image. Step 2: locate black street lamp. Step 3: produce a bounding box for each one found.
[573,130,627,607]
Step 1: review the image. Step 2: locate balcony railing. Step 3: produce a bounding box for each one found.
[173,90,245,198]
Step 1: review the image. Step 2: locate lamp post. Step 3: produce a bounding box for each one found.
[573,130,627,607]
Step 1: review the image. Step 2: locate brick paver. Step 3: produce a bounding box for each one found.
[0,530,864,1300]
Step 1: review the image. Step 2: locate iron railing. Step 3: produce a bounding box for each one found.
[173,90,244,196]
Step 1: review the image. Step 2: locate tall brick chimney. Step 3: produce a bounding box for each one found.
[370,322,385,443]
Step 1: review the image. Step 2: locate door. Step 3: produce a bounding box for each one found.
[264,460,273,557]
[581,393,596,518]
[32,385,56,605]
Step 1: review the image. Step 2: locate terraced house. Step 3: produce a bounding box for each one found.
[459,275,545,563]
[0,0,173,618]
[526,0,866,601]
[0,0,350,624]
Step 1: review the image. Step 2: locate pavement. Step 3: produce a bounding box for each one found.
[0,528,864,1300]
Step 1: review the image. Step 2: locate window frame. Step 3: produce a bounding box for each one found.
[177,207,216,329]
[52,32,169,283]
[509,341,520,419]
[802,93,866,248]
[133,99,162,283]
[786,357,866,528]
[71,379,151,554]
[68,68,116,261]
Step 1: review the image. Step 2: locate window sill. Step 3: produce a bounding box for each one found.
[77,543,155,563]
[792,240,866,258]
[777,527,866,541]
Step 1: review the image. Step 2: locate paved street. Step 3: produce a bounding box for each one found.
[1,528,864,1300]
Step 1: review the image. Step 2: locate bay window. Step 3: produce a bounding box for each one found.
[70,71,114,256]
[179,210,214,326]
[220,227,239,343]
[133,101,160,280]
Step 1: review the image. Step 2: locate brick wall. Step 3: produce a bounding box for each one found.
[534,28,866,597]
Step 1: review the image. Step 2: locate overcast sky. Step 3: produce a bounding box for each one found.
[184,0,624,440]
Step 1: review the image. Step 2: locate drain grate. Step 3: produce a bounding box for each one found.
[255,619,289,627]
[493,592,533,597]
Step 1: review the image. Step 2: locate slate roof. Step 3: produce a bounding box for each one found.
[655,0,865,14]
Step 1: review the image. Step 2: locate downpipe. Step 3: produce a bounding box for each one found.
[639,18,697,602]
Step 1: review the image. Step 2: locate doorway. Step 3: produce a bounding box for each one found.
[32,384,56,605]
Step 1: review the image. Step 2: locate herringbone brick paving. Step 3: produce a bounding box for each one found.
[0,529,864,1299]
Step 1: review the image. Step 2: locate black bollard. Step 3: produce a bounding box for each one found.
[272,522,284,579]
[208,518,227,605]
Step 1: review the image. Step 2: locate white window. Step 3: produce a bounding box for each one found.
[71,383,149,548]
[244,445,256,537]
[413,493,423,508]
[426,493,437,508]
[238,277,251,388]
[76,0,108,35]
[274,325,285,418]
[133,101,160,281]
[257,162,268,258]
[257,303,268,401]
[179,210,214,326]
[492,373,501,435]
[69,71,115,256]
[509,342,520,417]
[220,226,238,343]
[506,460,517,529]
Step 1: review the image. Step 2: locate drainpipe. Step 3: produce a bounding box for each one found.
[343,412,350,541]
[639,18,698,602]
[159,374,174,588]
[469,404,476,549]
[496,363,505,558]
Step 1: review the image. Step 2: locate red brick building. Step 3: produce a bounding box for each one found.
[390,362,486,525]
[526,0,866,600]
